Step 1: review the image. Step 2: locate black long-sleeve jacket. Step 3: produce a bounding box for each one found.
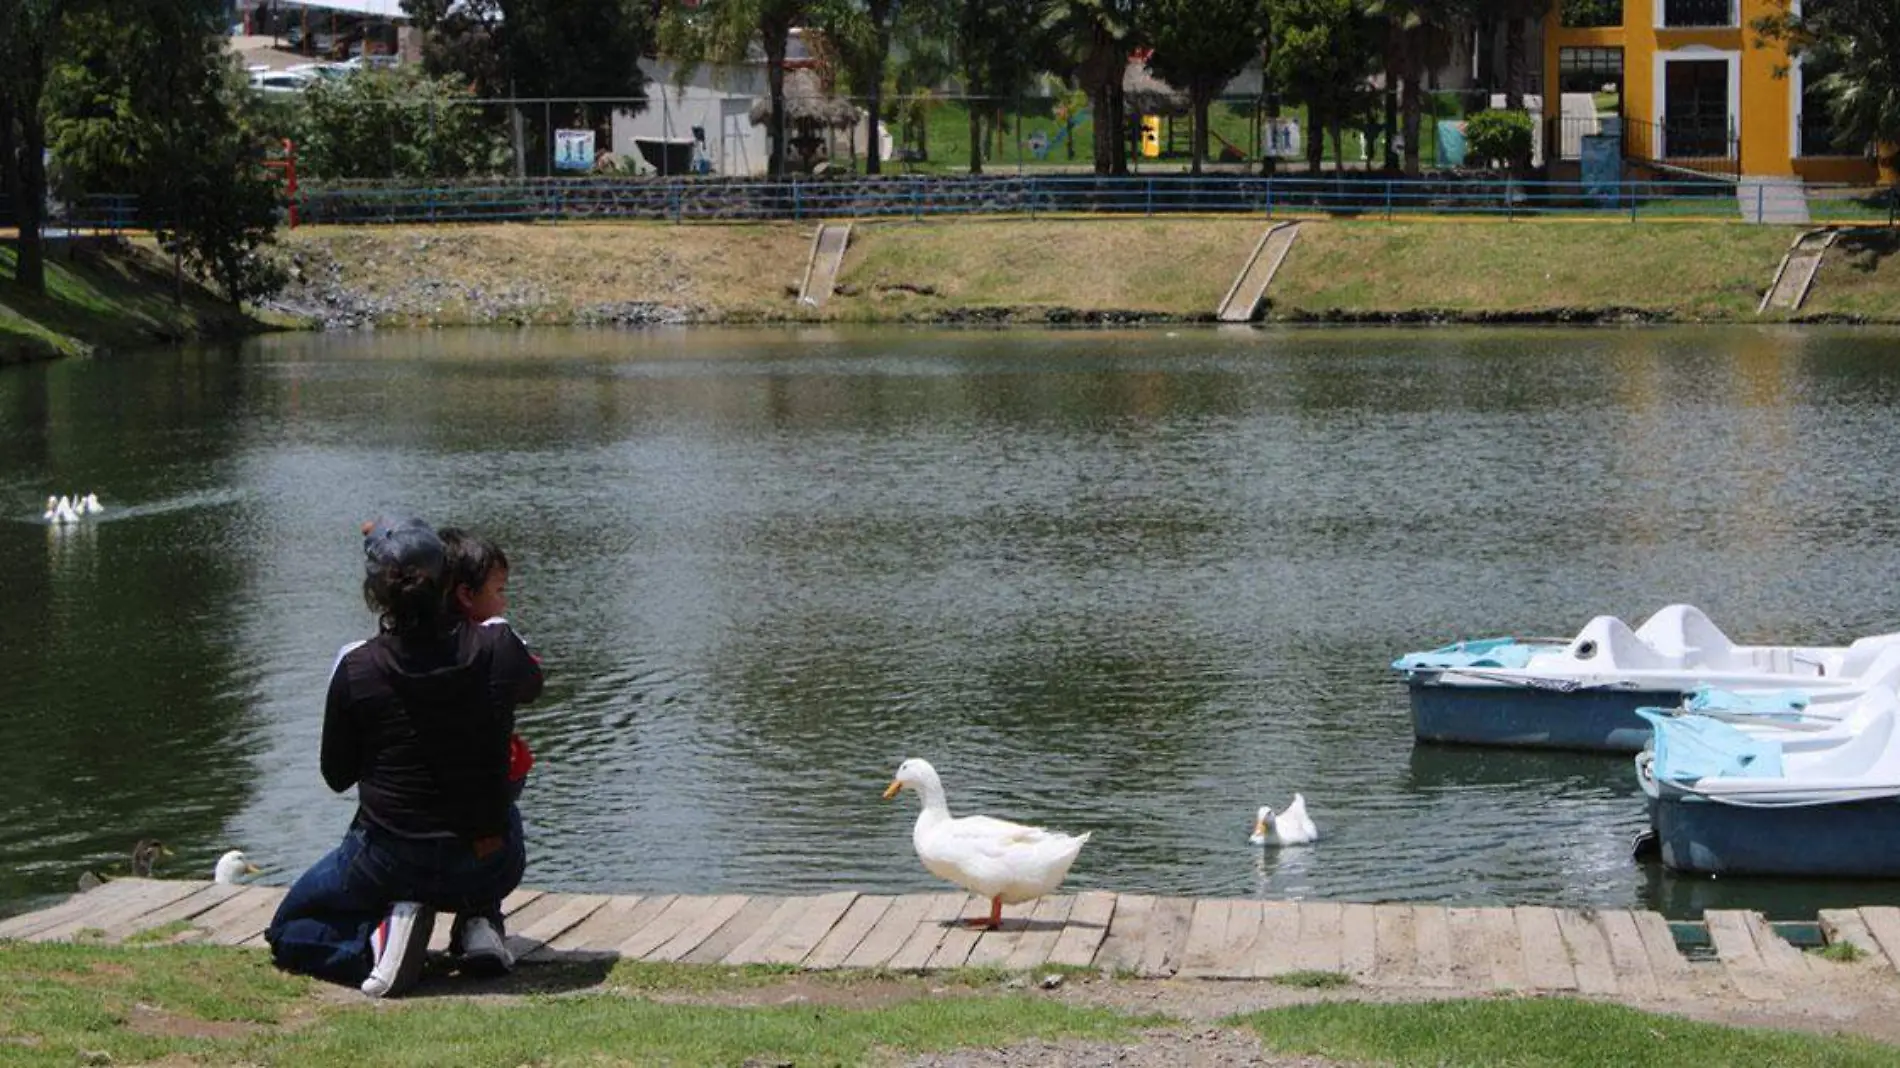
[320,619,543,841]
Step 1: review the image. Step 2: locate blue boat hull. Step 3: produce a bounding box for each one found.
[1652,794,1900,877]
[1407,681,1684,753]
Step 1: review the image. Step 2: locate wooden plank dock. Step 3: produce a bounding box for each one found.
[2,879,1886,1000]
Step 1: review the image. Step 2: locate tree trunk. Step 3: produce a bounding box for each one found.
[1306,105,1324,174]
[14,63,48,297]
[1191,89,1210,174]
[1110,80,1128,174]
[865,4,891,175]
[1504,17,1527,111]
[764,20,790,177]
[967,99,983,174]
[1263,94,1280,176]
[1402,65,1423,176]
[1383,35,1400,171]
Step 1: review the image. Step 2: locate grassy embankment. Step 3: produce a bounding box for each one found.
[5,941,1899,1068]
[278,218,1900,328]
[0,241,264,364]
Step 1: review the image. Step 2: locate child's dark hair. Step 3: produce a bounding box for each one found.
[440,527,509,595]
[361,518,450,638]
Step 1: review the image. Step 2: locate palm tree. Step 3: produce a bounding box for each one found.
[660,0,814,176]
[1754,0,1900,179]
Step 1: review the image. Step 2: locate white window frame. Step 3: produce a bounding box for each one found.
[1791,50,1865,160]
[1654,47,1740,159]
[1653,0,1738,29]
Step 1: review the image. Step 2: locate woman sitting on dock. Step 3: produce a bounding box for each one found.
[265,517,544,997]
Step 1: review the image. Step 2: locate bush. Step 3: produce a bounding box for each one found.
[292,68,508,181]
[1464,109,1533,171]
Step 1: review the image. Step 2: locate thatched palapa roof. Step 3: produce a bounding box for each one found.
[750,68,861,130]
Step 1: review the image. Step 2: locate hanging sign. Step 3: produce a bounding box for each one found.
[554,129,596,172]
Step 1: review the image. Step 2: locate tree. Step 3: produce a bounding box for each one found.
[1144,0,1261,173]
[1,0,67,296]
[1041,0,1143,175]
[659,0,813,176]
[820,0,910,173]
[45,2,283,303]
[1754,0,1900,178]
[405,0,653,174]
[293,69,508,180]
[947,0,1045,173]
[1263,0,1377,174]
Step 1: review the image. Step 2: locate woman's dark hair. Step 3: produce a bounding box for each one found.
[440,526,509,594]
[361,518,450,638]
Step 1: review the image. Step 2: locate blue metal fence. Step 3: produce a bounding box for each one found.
[292,174,1897,227]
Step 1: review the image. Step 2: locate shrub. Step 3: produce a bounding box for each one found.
[1464,109,1534,171]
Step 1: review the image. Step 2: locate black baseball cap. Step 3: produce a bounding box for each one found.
[362,516,445,579]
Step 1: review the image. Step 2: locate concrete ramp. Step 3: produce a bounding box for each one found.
[1759,228,1836,314]
[1217,222,1299,323]
[798,222,852,309]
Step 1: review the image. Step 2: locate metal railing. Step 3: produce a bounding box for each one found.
[1620,116,1740,181]
[287,174,1899,225]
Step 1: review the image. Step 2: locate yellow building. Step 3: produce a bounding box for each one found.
[1543,0,1881,184]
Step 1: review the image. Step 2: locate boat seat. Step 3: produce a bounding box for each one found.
[1836,633,1900,680]
[1633,604,1742,671]
[1564,615,1675,670]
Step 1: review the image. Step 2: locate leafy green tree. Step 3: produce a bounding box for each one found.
[294,69,507,180]
[946,0,1047,173]
[1,0,67,295]
[1144,0,1262,172]
[819,0,911,173]
[1754,0,1900,177]
[404,0,652,174]
[1040,0,1143,174]
[1264,0,1377,172]
[45,2,283,303]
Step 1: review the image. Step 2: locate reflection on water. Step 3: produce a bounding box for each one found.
[6,324,1900,920]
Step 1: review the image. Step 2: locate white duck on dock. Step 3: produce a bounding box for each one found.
[882,757,1090,930]
[1251,794,1319,847]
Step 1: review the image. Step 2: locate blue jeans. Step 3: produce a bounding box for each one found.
[265,806,526,985]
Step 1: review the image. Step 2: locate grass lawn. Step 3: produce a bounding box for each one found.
[1802,229,1900,320]
[4,941,1898,1068]
[0,240,260,362]
[1268,220,1804,320]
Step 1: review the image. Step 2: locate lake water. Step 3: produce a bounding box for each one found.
[6,324,1900,922]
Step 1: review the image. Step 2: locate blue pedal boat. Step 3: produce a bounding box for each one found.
[1636,689,1900,877]
[1393,605,1900,753]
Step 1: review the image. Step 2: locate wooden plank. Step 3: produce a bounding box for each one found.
[1446,908,1492,988]
[1371,904,1416,984]
[0,879,157,940]
[1177,899,1234,979]
[1855,907,1900,972]
[1705,909,1781,1001]
[721,896,813,966]
[1003,894,1076,972]
[1477,907,1527,990]
[1198,899,1264,980]
[1135,897,1195,978]
[646,894,752,963]
[514,894,612,962]
[758,891,858,967]
[33,880,210,942]
[1554,909,1619,996]
[196,886,288,946]
[495,894,574,953]
[681,896,786,966]
[885,893,974,971]
[926,896,996,971]
[620,896,722,961]
[1411,906,1456,987]
[804,895,895,970]
[1092,893,1153,975]
[1597,910,1661,998]
[1247,901,1301,978]
[1630,910,1692,981]
[1514,907,1578,991]
[1339,904,1378,978]
[1046,890,1117,970]
[964,900,1040,969]
[840,894,937,970]
[547,894,662,957]
[1818,908,1891,970]
[100,883,247,942]
[1742,911,1813,977]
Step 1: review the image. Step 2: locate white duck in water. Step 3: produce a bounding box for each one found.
[44,495,80,525]
[213,850,262,885]
[882,757,1091,930]
[80,492,102,515]
[1251,795,1319,846]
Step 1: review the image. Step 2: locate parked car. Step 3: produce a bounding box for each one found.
[249,70,314,95]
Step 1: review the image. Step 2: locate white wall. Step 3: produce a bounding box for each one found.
[612,58,772,176]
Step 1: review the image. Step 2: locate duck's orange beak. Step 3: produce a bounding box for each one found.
[882,779,902,800]
[1251,817,1268,840]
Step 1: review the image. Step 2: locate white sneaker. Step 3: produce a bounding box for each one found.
[458,915,515,976]
[361,902,435,998]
